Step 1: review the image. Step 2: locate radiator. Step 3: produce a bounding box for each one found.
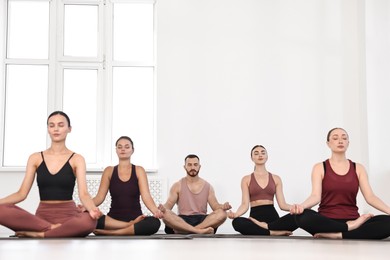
[73,175,166,215]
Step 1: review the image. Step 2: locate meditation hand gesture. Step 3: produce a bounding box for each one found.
[290,204,304,215]
[89,208,103,220]
[222,202,232,211]
[227,210,236,219]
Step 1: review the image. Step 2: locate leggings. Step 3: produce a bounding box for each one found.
[0,202,97,237]
[232,205,298,235]
[295,209,390,239]
[97,215,161,235]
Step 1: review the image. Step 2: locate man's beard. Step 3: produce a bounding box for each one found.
[186,169,199,177]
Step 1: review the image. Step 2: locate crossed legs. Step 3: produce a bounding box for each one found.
[93,215,145,235]
[0,202,96,238]
[159,204,226,234]
[314,214,374,239]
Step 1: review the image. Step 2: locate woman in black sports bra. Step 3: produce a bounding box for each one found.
[0,111,101,237]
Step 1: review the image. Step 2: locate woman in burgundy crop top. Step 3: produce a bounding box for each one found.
[228,145,298,235]
[289,128,390,239]
[92,136,162,236]
[0,111,101,238]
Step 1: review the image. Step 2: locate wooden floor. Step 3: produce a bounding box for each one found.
[1,234,389,260]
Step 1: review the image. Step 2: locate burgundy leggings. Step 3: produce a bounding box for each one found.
[0,201,97,237]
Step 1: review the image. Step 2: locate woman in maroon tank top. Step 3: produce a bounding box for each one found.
[290,128,390,239]
[92,136,162,236]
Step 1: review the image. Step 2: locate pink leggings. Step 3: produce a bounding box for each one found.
[0,201,97,237]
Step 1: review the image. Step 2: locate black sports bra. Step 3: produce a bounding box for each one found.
[36,152,76,200]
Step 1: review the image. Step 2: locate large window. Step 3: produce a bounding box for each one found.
[0,0,156,171]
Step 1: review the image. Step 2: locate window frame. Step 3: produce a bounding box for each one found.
[0,0,157,172]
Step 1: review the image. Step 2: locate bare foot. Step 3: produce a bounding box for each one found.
[129,215,146,225]
[94,223,135,236]
[195,227,214,234]
[346,214,373,231]
[94,229,109,235]
[14,222,61,238]
[15,231,45,238]
[94,216,146,236]
[270,230,292,236]
[93,229,114,236]
[174,226,214,235]
[51,223,62,230]
[249,217,268,229]
[314,232,342,239]
[249,217,291,236]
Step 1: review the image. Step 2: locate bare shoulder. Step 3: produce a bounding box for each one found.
[28,152,43,166]
[313,161,324,169]
[171,178,183,191]
[270,173,282,183]
[135,165,147,176]
[71,153,85,162]
[173,179,182,187]
[355,162,366,170]
[311,162,325,178]
[29,151,42,160]
[103,165,114,172]
[312,162,324,172]
[241,174,251,184]
[354,162,367,178]
[102,165,115,176]
[68,153,86,170]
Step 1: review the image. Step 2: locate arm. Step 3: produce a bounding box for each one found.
[290,163,323,214]
[73,154,102,219]
[137,166,162,218]
[273,174,292,212]
[163,181,180,210]
[357,163,390,215]
[0,153,39,205]
[208,185,232,212]
[228,175,250,218]
[92,166,112,207]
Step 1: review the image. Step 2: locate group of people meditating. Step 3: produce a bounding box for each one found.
[1,111,390,240]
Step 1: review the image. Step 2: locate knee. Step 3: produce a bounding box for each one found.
[149,217,162,232]
[135,217,161,235]
[232,217,248,231]
[232,218,241,231]
[79,212,98,231]
[0,204,17,218]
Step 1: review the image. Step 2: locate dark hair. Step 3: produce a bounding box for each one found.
[250,145,266,157]
[326,127,347,141]
[47,111,71,127]
[115,136,134,149]
[185,154,200,162]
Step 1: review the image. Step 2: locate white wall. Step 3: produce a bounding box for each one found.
[155,0,372,233]
[365,0,390,213]
[1,0,389,235]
